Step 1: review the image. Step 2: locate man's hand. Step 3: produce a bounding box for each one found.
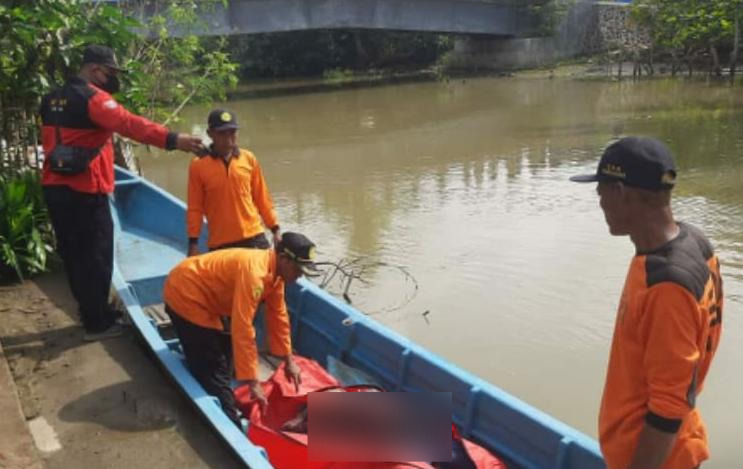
[175,133,204,154]
[272,228,282,246]
[249,381,268,415]
[284,356,302,393]
[187,243,199,257]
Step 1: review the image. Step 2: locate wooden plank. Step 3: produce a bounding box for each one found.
[143,303,171,328]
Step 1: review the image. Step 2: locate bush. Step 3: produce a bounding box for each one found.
[228,29,454,78]
[0,171,55,282]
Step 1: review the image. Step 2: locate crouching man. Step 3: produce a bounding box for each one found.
[163,232,320,426]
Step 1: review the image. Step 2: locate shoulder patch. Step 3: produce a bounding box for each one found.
[103,99,118,110]
[644,225,711,300]
[679,222,714,260]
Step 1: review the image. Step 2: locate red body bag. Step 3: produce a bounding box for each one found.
[234,356,504,469]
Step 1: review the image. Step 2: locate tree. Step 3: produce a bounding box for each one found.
[116,0,238,123]
[0,0,239,278]
[0,0,238,127]
[632,0,743,78]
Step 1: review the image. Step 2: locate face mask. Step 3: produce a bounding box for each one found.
[100,73,120,94]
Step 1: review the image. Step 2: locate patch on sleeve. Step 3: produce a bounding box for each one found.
[645,411,682,433]
[103,99,118,110]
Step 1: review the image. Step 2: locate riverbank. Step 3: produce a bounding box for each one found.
[228,57,741,100]
[0,268,240,469]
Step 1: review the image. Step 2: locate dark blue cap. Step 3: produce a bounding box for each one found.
[82,44,125,72]
[207,109,238,131]
[570,136,677,191]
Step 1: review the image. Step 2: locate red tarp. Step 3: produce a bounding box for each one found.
[234,356,505,469]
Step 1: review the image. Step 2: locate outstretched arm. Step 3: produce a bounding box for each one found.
[88,90,202,152]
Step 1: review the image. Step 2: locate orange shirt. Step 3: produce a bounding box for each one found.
[599,223,723,468]
[187,148,279,249]
[163,248,292,380]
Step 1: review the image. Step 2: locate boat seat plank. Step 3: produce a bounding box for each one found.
[143,303,171,328]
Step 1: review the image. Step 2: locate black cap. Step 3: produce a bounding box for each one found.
[277,232,320,276]
[82,44,125,72]
[207,109,238,131]
[570,136,677,191]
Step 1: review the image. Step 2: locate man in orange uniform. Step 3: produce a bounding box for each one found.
[40,44,203,341]
[163,232,319,426]
[571,137,723,468]
[186,109,280,255]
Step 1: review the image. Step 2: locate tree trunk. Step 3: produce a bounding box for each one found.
[710,44,722,77]
[686,46,696,78]
[352,30,370,69]
[731,13,740,84]
[687,49,694,78]
[113,137,141,176]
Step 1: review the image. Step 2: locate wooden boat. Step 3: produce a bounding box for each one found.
[110,166,605,469]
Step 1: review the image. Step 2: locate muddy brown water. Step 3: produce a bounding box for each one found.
[136,77,743,466]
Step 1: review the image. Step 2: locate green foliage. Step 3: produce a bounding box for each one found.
[117,0,238,123]
[228,30,453,78]
[0,0,138,111]
[0,171,55,282]
[322,68,355,84]
[631,0,743,67]
[0,0,238,124]
[528,0,574,37]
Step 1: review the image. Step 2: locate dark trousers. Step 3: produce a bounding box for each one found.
[165,305,241,428]
[210,232,270,251]
[43,185,115,333]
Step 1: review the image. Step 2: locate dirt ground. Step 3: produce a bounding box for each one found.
[0,268,242,469]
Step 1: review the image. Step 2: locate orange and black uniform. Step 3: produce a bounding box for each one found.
[599,222,723,468]
[163,248,292,425]
[187,148,279,250]
[40,77,178,332]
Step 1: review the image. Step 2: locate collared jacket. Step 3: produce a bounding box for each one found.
[163,248,292,381]
[40,76,177,194]
[187,148,279,249]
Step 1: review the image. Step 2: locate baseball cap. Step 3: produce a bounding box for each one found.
[570,136,677,191]
[82,44,125,72]
[277,232,321,276]
[207,109,239,131]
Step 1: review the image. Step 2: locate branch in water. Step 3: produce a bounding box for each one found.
[312,257,419,315]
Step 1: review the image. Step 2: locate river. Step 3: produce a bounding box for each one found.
[137,76,743,466]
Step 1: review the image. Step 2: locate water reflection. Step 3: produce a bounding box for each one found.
[137,77,743,466]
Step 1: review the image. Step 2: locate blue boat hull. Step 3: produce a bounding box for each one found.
[110,166,606,469]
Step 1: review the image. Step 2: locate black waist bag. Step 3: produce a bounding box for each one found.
[48,144,100,174]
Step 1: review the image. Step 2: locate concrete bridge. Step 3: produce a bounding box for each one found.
[127,0,539,38]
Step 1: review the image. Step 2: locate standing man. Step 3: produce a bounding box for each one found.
[187,109,280,255]
[163,232,318,426]
[40,44,204,341]
[571,137,723,468]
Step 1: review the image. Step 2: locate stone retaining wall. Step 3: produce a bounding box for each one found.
[447,1,650,71]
